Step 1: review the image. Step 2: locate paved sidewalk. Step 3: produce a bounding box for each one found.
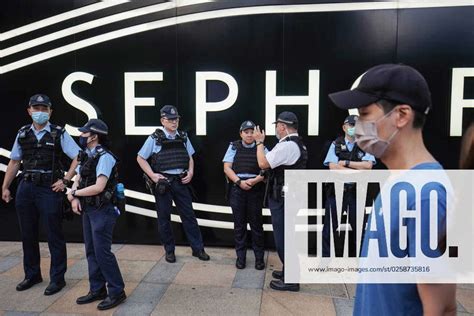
[0,242,472,315]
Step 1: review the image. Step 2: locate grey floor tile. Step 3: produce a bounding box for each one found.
[143,260,183,284]
[333,298,354,316]
[0,257,22,274]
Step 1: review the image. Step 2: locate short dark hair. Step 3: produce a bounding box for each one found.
[92,133,110,149]
[377,99,426,129]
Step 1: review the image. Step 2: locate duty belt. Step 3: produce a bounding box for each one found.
[22,172,55,185]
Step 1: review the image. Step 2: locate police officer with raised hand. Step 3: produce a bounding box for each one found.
[223,120,267,270]
[136,105,210,263]
[67,119,126,310]
[1,94,80,295]
[322,114,375,257]
[253,111,308,292]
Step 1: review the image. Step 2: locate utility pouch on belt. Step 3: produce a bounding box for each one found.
[156,179,170,195]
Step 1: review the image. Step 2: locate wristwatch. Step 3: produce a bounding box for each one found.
[70,189,77,197]
[344,160,350,167]
[256,141,264,146]
[235,179,242,186]
[62,178,71,186]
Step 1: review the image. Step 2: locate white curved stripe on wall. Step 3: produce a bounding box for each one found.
[0,0,130,42]
[1,1,473,74]
[1,0,213,58]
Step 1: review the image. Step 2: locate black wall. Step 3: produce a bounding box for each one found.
[1,0,473,246]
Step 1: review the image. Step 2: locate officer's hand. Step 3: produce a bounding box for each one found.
[181,171,193,184]
[244,179,254,187]
[51,179,65,192]
[71,198,82,215]
[151,173,167,183]
[239,181,252,191]
[2,189,12,203]
[253,126,265,142]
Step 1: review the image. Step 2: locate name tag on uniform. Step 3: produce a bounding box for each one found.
[46,142,55,146]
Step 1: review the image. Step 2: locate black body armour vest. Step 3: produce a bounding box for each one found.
[333,136,366,162]
[17,124,64,178]
[149,129,190,173]
[78,146,118,206]
[270,136,308,186]
[231,141,260,175]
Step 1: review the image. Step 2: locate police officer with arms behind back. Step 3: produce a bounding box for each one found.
[136,105,210,263]
[1,94,80,295]
[253,111,308,292]
[67,119,126,310]
[223,120,268,270]
[322,114,375,257]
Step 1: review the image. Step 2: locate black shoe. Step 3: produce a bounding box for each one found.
[192,249,210,261]
[97,291,126,310]
[44,280,66,296]
[16,277,43,291]
[235,258,246,269]
[165,251,176,263]
[272,270,283,280]
[255,260,265,270]
[270,279,300,292]
[76,288,108,305]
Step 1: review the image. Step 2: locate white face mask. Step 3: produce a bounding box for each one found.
[354,109,399,158]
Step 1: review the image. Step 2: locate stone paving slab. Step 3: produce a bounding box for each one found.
[114,282,169,316]
[116,260,156,283]
[458,288,474,313]
[115,245,164,262]
[260,289,336,316]
[232,267,266,289]
[333,298,354,316]
[142,259,183,284]
[173,262,236,288]
[0,257,22,274]
[151,284,262,316]
[0,242,22,257]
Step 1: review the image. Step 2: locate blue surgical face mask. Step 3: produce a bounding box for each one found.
[347,127,356,137]
[79,136,88,149]
[31,111,49,125]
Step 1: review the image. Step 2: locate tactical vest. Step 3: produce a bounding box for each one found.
[17,124,64,178]
[270,136,308,186]
[148,129,190,173]
[333,136,365,162]
[231,141,260,175]
[78,146,118,206]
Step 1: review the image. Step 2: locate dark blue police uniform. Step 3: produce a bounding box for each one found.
[9,94,80,293]
[223,120,266,269]
[137,105,209,263]
[72,119,126,310]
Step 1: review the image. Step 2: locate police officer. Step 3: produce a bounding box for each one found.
[223,120,267,270]
[67,119,126,310]
[254,111,307,292]
[1,94,80,294]
[322,114,375,257]
[136,105,210,263]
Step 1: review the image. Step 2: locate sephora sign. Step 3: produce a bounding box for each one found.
[1,0,473,246]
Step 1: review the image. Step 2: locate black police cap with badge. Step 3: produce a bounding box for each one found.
[28,94,52,107]
[240,120,256,132]
[160,105,180,119]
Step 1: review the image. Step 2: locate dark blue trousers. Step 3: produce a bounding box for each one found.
[322,190,357,257]
[15,179,67,283]
[154,180,204,253]
[229,183,264,261]
[82,202,124,297]
[268,196,285,265]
